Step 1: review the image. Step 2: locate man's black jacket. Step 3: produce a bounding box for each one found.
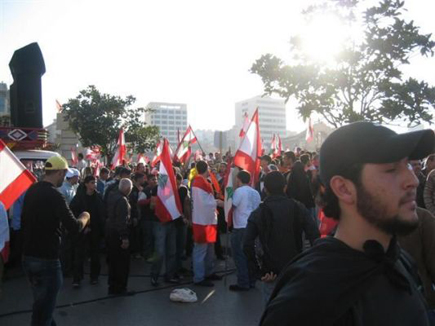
[260,237,432,326]
[243,195,320,278]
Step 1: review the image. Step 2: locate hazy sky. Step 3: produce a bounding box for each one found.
[1,0,434,133]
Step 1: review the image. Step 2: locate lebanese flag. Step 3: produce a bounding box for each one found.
[0,140,37,210]
[234,109,262,186]
[155,139,182,223]
[85,147,100,161]
[174,125,197,164]
[151,141,163,167]
[137,153,149,165]
[270,134,282,159]
[191,174,218,243]
[92,159,103,177]
[111,128,126,169]
[71,146,78,166]
[223,165,235,228]
[306,118,314,143]
[239,112,250,138]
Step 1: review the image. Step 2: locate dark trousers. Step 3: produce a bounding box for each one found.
[129,223,141,255]
[9,229,23,267]
[73,232,101,283]
[106,231,130,293]
[175,220,187,272]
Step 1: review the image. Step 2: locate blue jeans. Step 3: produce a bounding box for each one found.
[151,221,177,279]
[22,256,63,326]
[231,228,250,289]
[192,242,215,283]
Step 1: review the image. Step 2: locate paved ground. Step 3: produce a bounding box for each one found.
[0,252,264,326]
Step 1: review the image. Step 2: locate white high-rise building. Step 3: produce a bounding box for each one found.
[145,102,188,146]
[235,96,286,149]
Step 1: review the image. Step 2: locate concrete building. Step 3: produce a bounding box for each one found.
[235,95,286,149]
[145,102,188,147]
[0,82,10,121]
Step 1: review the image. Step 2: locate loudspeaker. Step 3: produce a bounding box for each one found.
[9,42,46,128]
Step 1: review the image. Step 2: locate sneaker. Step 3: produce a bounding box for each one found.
[151,276,159,287]
[90,279,98,285]
[194,279,214,287]
[229,284,249,292]
[72,281,81,289]
[169,288,198,303]
[206,273,222,281]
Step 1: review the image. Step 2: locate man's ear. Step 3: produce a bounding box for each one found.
[329,176,357,205]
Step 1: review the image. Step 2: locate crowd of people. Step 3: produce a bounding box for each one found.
[1,121,435,325]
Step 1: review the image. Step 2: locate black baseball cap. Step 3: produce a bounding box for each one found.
[320,122,435,187]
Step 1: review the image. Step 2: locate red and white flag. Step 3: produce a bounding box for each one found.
[270,134,282,159]
[151,141,163,167]
[111,128,126,169]
[234,109,262,186]
[223,164,235,228]
[306,118,314,143]
[155,139,182,223]
[71,146,78,166]
[137,153,149,165]
[239,112,250,138]
[191,174,218,243]
[92,159,104,177]
[0,140,37,210]
[85,146,101,161]
[174,125,197,164]
[55,99,63,113]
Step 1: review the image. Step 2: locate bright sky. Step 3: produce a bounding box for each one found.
[1,0,434,133]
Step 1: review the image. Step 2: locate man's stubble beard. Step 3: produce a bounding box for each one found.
[356,184,418,237]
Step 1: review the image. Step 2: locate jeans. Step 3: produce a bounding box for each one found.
[22,256,63,326]
[151,221,177,279]
[193,242,215,283]
[231,228,250,289]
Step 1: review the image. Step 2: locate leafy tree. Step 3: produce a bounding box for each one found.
[62,85,159,160]
[251,0,435,127]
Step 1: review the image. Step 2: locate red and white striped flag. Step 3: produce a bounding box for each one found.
[137,153,149,165]
[174,125,197,164]
[55,99,63,113]
[306,118,314,143]
[270,134,282,159]
[239,112,250,138]
[0,140,37,210]
[151,141,163,167]
[71,146,78,166]
[155,139,182,223]
[234,109,262,186]
[111,128,126,169]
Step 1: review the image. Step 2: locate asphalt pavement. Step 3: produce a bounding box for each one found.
[0,250,264,326]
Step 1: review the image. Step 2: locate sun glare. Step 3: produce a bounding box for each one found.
[300,13,349,65]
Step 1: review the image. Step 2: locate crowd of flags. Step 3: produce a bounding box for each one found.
[0,107,316,260]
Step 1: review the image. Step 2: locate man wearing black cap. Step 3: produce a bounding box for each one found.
[260,122,435,326]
